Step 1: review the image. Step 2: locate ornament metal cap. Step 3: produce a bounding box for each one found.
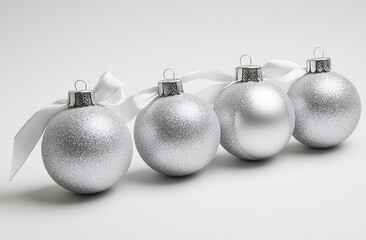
[68,80,95,108]
[158,68,184,97]
[307,47,332,73]
[236,54,263,82]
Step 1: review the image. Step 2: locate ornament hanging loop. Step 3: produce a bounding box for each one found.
[74,79,88,91]
[239,54,252,66]
[307,47,331,73]
[163,68,176,80]
[236,54,262,82]
[70,80,94,108]
[159,68,183,96]
[313,47,325,58]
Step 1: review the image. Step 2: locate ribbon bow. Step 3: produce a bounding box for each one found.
[10,71,126,180]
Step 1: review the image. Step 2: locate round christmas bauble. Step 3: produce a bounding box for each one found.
[214,64,295,160]
[42,90,133,194]
[288,56,361,148]
[134,77,220,176]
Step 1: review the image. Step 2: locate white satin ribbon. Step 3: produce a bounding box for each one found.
[262,59,307,92]
[10,71,126,180]
[10,59,306,180]
[119,59,307,123]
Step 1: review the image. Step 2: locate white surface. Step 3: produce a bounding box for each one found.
[0,0,365,239]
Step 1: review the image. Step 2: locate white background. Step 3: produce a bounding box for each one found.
[1,0,365,239]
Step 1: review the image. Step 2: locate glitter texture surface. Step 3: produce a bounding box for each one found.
[214,81,295,160]
[42,105,133,194]
[288,71,361,148]
[134,93,220,176]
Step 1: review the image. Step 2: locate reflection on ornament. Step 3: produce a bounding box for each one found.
[214,55,295,160]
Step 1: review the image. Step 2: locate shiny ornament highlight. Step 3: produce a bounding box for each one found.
[42,88,133,194]
[288,52,361,148]
[214,59,295,160]
[134,73,220,176]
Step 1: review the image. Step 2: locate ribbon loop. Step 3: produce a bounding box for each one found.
[117,59,306,122]
[178,60,306,105]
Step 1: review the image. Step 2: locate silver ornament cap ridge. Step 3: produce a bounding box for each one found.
[236,65,263,82]
[236,54,262,82]
[307,47,332,73]
[68,80,95,108]
[158,68,184,97]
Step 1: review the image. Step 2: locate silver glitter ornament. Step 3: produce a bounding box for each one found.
[214,55,295,160]
[134,69,220,176]
[42,81,133,194]
[288,48,361,148]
